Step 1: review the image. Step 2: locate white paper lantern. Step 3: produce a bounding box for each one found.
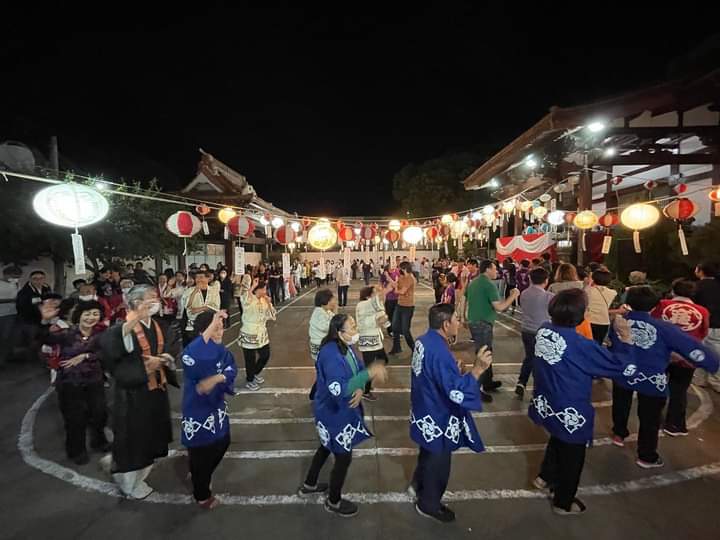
[532,206,548,219]
[482,205,495,216]
[402,226,423,245]
[547,210,566,226]
[33,183,109,228]
[388,219,401,231]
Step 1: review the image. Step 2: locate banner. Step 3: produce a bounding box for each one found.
[495,233,555,262]
[234,246,245,275]
[282,253,291,277]
[343,247,351,269]
[71,233,86,275]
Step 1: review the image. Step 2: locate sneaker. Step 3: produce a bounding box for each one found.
[481,390,494,403]
[611,435,625,448]
[636,457,664,469]
[254,375,265,385]
[514,384,525,399]
[489,380,503,390]
[297,482,329,496]
[245,381,260,391]
[415,503,456,523]
[663,426,688,437]
[362,392,378,402]
[324,498,359,517]
[197,495,220,509]
[552,498,587,515]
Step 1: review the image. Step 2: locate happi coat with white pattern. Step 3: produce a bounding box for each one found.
[410,329,484,453]
[529,323,634,445]
[180,337,238,448]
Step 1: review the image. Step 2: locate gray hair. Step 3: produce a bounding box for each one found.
[127,284,155,311]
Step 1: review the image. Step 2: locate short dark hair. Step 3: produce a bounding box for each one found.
[446,272,458,284]
[72,278,86,288]
[252,280,266,294]
[548,289,587,327]
[30,270,45,277]
[314,288,335,307]
[399,261,412,274]
[671,279,696,299]
[696,261,718,278]
[195,270,210,279]
[520,259,530,268]
[530,268,549,285]
[479,260,495,274]
[626,286,659,312]
[359,286,375,301]
[193,310,216,334]
[429,303,455,329]
[58,298,77,320]
[42,292,63,301]
[99,267,110,274]
[592,269,612,287]
[588,262,601,273]
[136,262,143,268]
[541,252,551,261]
[71,300,105,325]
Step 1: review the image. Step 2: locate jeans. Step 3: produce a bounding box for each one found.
[518,331,536,386]
[362,349,388,392]
[612,382,666,462]
[337,286,349,307]
[57,382,108,459]
[391,306,415,352]
[188,435,230,501]
[539,436,586,510]
[412,447,452,513]
[304,446,352,504]
[243,345,270,382]
[468,320,495,390]
[384,299,398,335]
[666,363,695,431]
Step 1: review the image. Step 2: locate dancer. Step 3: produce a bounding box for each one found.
[239,275,277,391]
[309,289,337,361]
[298,313,387,517]
[356,285,390,401]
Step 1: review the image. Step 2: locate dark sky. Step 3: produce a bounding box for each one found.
[2,3,719,216]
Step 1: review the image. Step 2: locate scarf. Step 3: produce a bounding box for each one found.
[133,320,167,391]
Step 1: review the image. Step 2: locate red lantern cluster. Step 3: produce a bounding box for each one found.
[360,225,376,241]
[338,226,355,242]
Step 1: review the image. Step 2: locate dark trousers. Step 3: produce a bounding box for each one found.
[337,286,349,307]
[315,278,323,288]
[243,344,270,382]
[57,382,108,459]
[591,323,609,345]
[188,435,230,501]
[384,299,398,335]
[363,273,371,286]
[468,320,495,390]
[362,349,388,392]
[665,364,695,431]
[304,445,352,504]
[269,280,282,305]
[391,306,415,352]
[412,447,452,513]
[518,330,536,386]
[612,382,666,462]
[539,436,586,510]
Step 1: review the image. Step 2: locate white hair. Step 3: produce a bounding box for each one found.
[126,284,155,311]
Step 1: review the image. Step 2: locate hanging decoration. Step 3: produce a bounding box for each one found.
[308,218,337,251]
[195,203,211,235]
[274,224,297,246]
[402,225,423,259]
[338,225,355,245]
[227,215,255,237]
[360,224,376,247]
[621,203,660,253]
[539,193,552,203]
[673,183,688,196]
[532,206,548,220]
[643,180,657,191]
[611,176,624,186]
[218,207,236,224]
[573,210,598,251]
[502,200,516,213]
[663,198,699,256]
[598,212,619,255]
[547,210,565,226]
[388,219,401,231]
[166,210,202,265]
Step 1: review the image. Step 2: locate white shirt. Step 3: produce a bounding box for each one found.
[336,266,351,287]
[0,279,19,317]
[356,296,385,351]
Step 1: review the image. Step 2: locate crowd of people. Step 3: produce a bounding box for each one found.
[1,252,719,521]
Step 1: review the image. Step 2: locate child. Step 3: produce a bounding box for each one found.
[610,286,719,467]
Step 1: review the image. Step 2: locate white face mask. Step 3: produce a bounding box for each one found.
[147,302,161,316]
[343,332,360,345]
[79,295,96,302]
[121,287,131,295]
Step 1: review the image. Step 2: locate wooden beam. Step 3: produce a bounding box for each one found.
[595,153,718,166]
[605,126,720,139]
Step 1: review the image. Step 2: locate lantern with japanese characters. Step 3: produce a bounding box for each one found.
[663,198,699,256]
[597,212,619,254]
[360,224,376,249]
[573,211,598,252]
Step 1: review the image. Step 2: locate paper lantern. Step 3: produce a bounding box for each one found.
[532,206,548,219]
[302,217,312,230]
[425,226,439,241]
[274,224,297,245]
[166,211,202,238]
[227,215,255,237]
[338,226,355,242]
[259,213,271,226]
[674,183,688,195]
[598,213,619,228]
[709,187,720,202]
[663,198,699,256]
[553,183,569,194]
[450,220,468,239]
[573,210,598,230]
[33,183,109,228]
[440,214,453,225]
[482,205,495,216]
[519,200,534,213]
[643,180,657,191]
[307,219,337,250]
[402,226,423,245]
[195,204,211,216]
[271,216,284,228]
[385,230,400,243]
[439,224,451,238]
[621,203,660,253]
[539,193,552,203]
[547,210,565,226]
[290,221,301,232]
[218,207,236,224]
[564,211,577,225]
[388,219,401,231]
[360,225,376,241]
[400,219,410,229]
[502,200,516,213]
[611,176,624,186]
[335,220,344,231]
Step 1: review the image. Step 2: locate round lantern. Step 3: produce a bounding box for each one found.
[598,212,619,228]
[271,216,284,228]
[290,221,301,232]
[307,219,338,251]
[274,224,297,246]
[400,219,410,229]
[402,226,423,245]
[564,211,577,225]
[33,183,109,228]
[227,215,255,237]
[385,230,400,244]
[539,193,552,203]
[482,205,495,216]
[439,224,451,239]
[611,176,624,186]
[674,183,688,195]
[450,220,468,239]
[709,187,720,202]
[426,226,439,241]
[553,183,569,194]
[532,206,548,219]
[440,214,453,225]
[547,210,566,226]
[643,180,657,191]
[519,200,534,213]
[360,225,376,241]
[388,219,401,231]
[166,210,202,238]
[573,210,599,229]
[218,207,236,224]
[195,204,211,216]
[502,200,516,213]
[621,203,660,254]
[663,198,699,256]
[302,217,312,230]
[338,226,355,243]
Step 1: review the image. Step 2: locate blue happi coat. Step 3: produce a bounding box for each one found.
[610,311,719,397]
[529,323,634,445]
[410,330,484,453]
[313,342,372,454]
[180,337,238,448]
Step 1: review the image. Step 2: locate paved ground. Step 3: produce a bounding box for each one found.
[2,279,720,540]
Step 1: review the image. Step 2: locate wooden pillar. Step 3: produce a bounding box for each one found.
[225,240,234,273]
[513,208,523,236]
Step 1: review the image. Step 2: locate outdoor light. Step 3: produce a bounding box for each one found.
[402,226,423,245]
[502,199,516,213]
[33,183,109,228]
[288,242,296,250]
[440,214,453,225]
[519,200,533,213]
[482,205,495,216]
[603,147,616,157]
[354,227,361,235]
[290,221,301,232]
[587,121,606,133]
[307,218,337,250]
[217,207,236,224]
[524,155,537,169]
[388,219,401,231]
[271,216,284,228]
[573,210,599,229]
[95,181,109,190]
[471,211,482,220]
[488,178,500,188]
[621,203,660,253]
[547,210,566,226]
[258,214,270,226]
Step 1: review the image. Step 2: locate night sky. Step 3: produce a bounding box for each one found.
[2,3,718,216]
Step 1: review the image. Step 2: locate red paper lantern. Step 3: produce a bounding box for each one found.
[302,217,312,230]
[360,225,375,241]
[598,212,619,228]
[400,219,409,229]
[338,226,355,242]
[385,230,400,243]
[611,176,623,186]
[274,224,297,245]
[674,183,688,195]
[426,226,439,240]
[195,204,211,216]
[335,220,344,231]
[709,187,720,202]
[564,212,577,225]
[643,180,657,191]
[166,211,201,238]
[663,198,698,221]
[227,215,255,237]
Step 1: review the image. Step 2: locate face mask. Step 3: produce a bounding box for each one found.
[344,332,360,345]
[147,302,161,316]
[121,287,131,295]
[79,295,96,302]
